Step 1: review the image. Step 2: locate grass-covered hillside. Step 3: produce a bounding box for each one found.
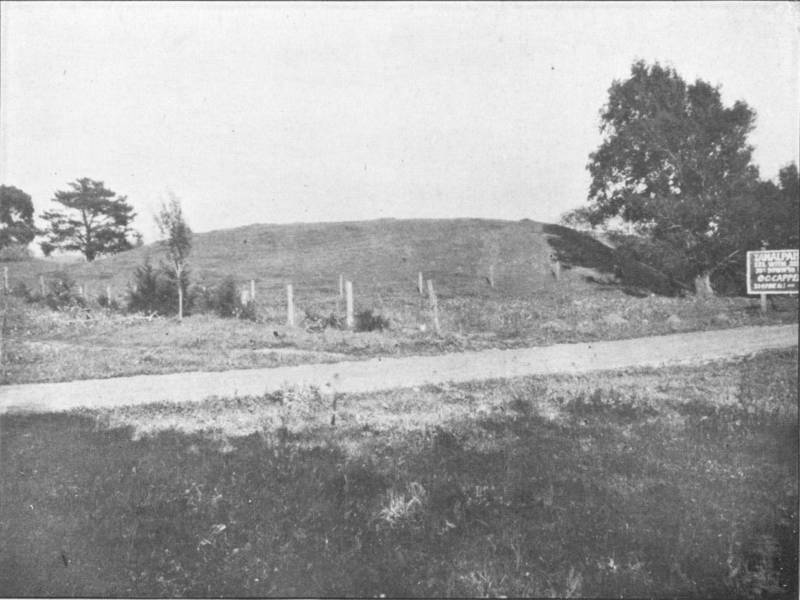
[5,218,639,301]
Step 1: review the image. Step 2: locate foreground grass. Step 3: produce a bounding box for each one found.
[1,350,796,597]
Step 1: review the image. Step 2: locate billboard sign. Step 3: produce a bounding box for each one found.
[746,249,799,295]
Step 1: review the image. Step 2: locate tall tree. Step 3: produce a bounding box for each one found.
[585,60,761,296]
[0,185,36,249]
[156,193,192,320]
[40,178,137,261]
[716,162,799,255]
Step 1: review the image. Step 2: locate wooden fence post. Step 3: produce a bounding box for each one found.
[40,275,46,296]
[418,272,424,296]
[240,288,249,305]
[78,285,84,298]
[106,284,112,302]
[345,280,354,329]
[550,254,561,281]
[250,279,256,301]
[759,244,768,313]
[286,284,295,326]
[427,279,441,334]
[489,264,495,288]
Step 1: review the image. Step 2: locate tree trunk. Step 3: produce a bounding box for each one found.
[177,265,184,321]
[694,272,714,299]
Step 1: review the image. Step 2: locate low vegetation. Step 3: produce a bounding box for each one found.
[3,219,795,385]
[1,350,796,597]
[1,289,795,385]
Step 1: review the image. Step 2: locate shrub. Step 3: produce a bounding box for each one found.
[239,299,258,322]
[44,271,86,310]
[354,309,390,332]
[10,281,32,302]
[126,258,194,316]
[305,309,344,332]
[97,292,120,311]
[0,244,32,262]
[211,277,242,318]
[200,276,255,320]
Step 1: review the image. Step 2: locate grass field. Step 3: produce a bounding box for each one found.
[4,218,796,384]
[1,349,796,597]
[3,290,796,385]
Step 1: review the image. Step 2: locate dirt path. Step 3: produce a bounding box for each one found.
[1,324,796,414]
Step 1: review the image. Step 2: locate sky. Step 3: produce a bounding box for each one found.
[1,1,798,243]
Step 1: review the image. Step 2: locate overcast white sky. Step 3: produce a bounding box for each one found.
[1,1,798,242]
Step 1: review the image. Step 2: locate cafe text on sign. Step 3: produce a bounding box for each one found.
[746,249,799,295]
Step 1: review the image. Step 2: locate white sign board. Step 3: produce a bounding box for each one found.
[746,249,799,295]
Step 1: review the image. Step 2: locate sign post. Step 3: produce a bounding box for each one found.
[746,249,799,312]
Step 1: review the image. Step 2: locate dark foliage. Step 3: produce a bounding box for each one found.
[10,281,33,302]
[43,272,86,310]
[0,185,36,249]
[584,61,774,289]
[210,277,241,318]
[39,178,138,262]
[304,309,344,332]
[126,258,193,316]
[198,276,255,320]
[354,309,391,332]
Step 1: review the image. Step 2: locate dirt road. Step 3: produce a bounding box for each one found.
[1,324,796,414]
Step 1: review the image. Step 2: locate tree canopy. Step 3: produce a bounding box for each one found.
[584,60,767,293]
[0,185,37,249]
[40,178,138,261]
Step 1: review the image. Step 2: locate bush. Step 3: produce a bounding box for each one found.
[354,309,390,332]
[44,271,86,310]
[239,299,258,322]
[0,244,32,262]
[126,258,194,316]
[10,281,32,302]
[305,309,344,332]
[97,292,120,311]
[211,277,241,318]
[200,276,256,320]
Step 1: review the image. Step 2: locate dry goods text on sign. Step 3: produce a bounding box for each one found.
[746,249,799,295]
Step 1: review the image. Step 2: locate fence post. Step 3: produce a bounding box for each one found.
[345,280,354,329]
[240,287,249,306]
[427,279,441,334]
[250,279,256,301]
[78,284,84,298]
[40,275,46,296]
[550,254,561,281]
[489,264,495,288]
[286,283,295,326]
[418,272,424,295]
[106,284,112,302]
[759,244,768,313]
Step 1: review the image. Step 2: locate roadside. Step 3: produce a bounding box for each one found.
[1,323,796,414]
